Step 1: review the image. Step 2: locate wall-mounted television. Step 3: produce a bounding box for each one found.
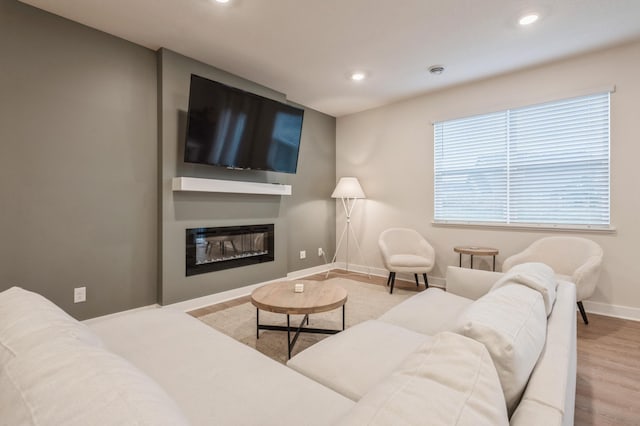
[184,74,304,174]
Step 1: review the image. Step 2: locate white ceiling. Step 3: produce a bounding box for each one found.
[20,0,640,117]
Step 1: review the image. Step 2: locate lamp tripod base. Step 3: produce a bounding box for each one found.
[326,219,371,279]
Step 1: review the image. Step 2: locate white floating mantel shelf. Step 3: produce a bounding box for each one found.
[172,177,292,196]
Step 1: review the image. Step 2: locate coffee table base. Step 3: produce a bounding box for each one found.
[256,306,345,359]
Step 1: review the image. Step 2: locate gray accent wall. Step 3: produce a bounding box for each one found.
[0,1,336,317]
[0,0,158,319]
[158,49,336,305]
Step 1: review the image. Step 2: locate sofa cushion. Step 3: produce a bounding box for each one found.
[287,319,431,400]
[378,287,473,335]
[338,332,508,426]
[0,287,103,356]
[1,338,189,426]
[446,266,504,300]
[453,284,547,415]
[509,399,563,426]
[491,262,558,315]
[0,288,189,426]
[89,307,355,425]
[389,254,432,268]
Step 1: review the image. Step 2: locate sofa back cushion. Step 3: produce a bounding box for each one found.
[453,284,547,415]
[1,339,190,426]
[378,288,473,336]
[491,262,558,315]
[0,287,103,355]
[0,287,189,426]
[287,319,432,401]
[446,266,504,300]
[338,332,508,425]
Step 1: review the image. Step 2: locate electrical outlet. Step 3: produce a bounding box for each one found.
[299,250,306,259]
[74,287,86,303]
[318,247,324,257]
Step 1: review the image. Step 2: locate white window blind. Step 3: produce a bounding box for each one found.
[434,92,610,227]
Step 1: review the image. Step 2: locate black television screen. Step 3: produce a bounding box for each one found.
[184,74,304,174]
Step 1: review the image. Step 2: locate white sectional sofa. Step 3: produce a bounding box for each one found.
[0,288,353,426]
[0,263,576,425]
[289,265,577,425]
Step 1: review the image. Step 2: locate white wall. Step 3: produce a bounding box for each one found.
[336,40,640,318]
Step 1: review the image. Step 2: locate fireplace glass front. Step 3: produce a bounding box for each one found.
[186,224,274,276]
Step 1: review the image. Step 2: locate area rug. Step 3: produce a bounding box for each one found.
[195,278,415,364]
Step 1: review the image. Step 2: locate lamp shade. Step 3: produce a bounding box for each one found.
[331,177,366,199]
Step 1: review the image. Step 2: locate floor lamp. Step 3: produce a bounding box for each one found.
[327,177,370,277]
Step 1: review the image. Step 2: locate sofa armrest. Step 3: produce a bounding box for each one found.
[510,281,577,426]
[445,266,504,300]
[573,254,602,301]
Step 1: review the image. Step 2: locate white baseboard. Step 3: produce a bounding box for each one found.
[167,279,276,312]
[108,259,640,323]
[166,261,448,313]
[169,264,334,312]
[330,262,446,289]
[85,264,640,323]
[286,263,333,279]
[335,263,640,322]
[582,300,640,322]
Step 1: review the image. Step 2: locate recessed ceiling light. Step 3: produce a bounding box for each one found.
[350,72,366,81]
[215,0,230,3]
[428,65,445,75]
[519,13,539,26]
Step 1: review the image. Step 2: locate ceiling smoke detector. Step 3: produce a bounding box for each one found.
[428,65,445,75]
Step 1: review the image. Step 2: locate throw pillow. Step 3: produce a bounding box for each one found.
[492,262,558,316]
[338,332,509,425]
[453,284,547,415]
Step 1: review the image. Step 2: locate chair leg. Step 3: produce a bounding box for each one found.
[389,272,396,294]
[414,274,419,287]
[423,273,429,289]
[577,301,589,325]
[386,272,392,287]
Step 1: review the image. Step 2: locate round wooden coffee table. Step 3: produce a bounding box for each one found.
[453,246,499,271]
[251,280,348,359]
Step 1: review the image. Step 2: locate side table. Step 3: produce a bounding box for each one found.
[453,246,499,271]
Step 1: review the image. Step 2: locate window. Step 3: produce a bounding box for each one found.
[434,92,610,228]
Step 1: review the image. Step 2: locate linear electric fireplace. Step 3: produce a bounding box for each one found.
[186,224,274,276]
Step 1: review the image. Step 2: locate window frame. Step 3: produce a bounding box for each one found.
[432,91,614,233]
